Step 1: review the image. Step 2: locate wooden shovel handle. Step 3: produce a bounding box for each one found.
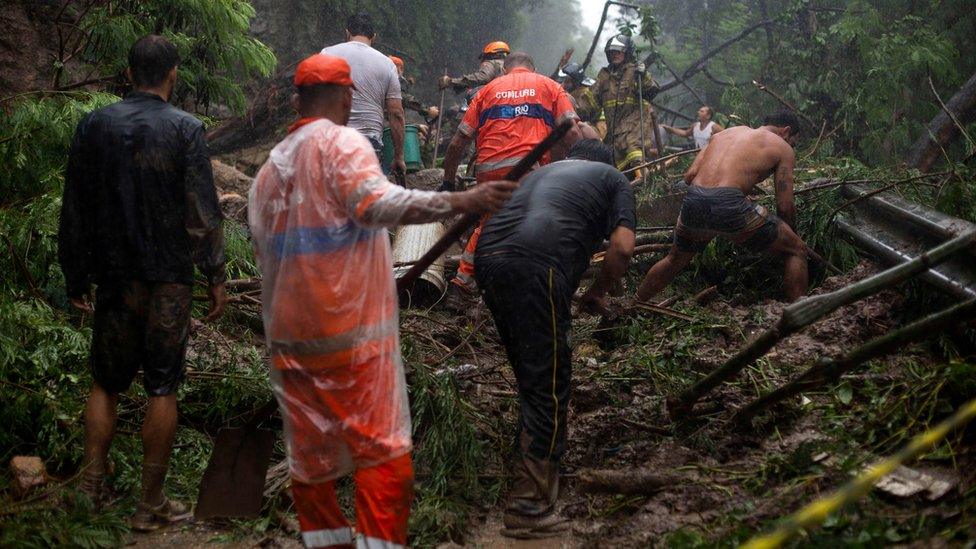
[396,119,576,292]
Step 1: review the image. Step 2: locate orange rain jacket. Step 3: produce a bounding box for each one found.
[249,117,453,483]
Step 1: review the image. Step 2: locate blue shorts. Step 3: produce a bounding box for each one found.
[674,186,780,253]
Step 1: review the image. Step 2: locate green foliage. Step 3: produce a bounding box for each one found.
[223,219,260,280]
[0,494,130,548]
[56,0,275,113]
[0,93,118,201]
[642,0,975,165]
[402,337,501,546]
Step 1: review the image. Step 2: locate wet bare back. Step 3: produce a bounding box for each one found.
[684,126,793,194]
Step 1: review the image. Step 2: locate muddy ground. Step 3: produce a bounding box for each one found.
[420,261,972,547]
[193,159,976,547]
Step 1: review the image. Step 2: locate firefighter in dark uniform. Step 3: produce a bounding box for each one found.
[557,62,600,126]
[591,34,660,171]
[438,41,509,93]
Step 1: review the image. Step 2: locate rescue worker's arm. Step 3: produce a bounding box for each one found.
[401,92,426,115]
[348,176,518,227]
[447,60,497,91]
[683,146,706,184]
[398,180,518,223]
[58,117,95,312]
[442,95,481,189]
[183,122,228,322]
[441,132,472,190]
[773,146,797,229]
[579,225,636,315]
[550,86,581,161]
[386,97,407,174]
[333,132,516,228]
[575,88,600,123]
[711,123,725,133]
[636,64,660,100]
[551,121,582,161]
[663,125,692,138]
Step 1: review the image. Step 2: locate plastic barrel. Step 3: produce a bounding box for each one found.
[382,125,424,173]
[392,222,447,308]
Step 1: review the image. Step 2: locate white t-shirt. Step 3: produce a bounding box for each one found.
[321,41,401,140]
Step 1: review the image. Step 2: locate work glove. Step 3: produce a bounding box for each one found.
[438,75,452,90]
[635,62,646,75]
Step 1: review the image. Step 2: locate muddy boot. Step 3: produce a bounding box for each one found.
[130,497,192,532]
[501,453,568,539]
[502,511,570,539]
[442,281,477,312]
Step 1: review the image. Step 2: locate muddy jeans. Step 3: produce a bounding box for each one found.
[477,256,572,516]
[90,280,192,396]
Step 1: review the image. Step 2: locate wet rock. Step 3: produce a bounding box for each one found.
[875,465,959,501]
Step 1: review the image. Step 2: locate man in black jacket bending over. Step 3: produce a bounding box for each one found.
[58,35,226,531]
[475,139,636,538]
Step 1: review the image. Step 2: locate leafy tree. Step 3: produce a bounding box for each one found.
[634,0,975,164]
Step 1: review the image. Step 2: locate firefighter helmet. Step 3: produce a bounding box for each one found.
[604,34,634,62]
[480,41,510,59]
[558,62,595,87]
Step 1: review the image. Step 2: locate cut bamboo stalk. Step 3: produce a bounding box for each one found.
[667,228,976,419]
[732,297,976,426]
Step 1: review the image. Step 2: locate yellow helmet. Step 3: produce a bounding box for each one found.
[481,41,510,58]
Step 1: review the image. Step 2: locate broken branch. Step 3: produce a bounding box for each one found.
[752,80,817,129]
[733,297,976,426]
[577,468,681,496]
[667,229,976,419]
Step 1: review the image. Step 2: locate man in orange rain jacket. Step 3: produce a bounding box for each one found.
[248,53,517,548]
[441,51,580,300]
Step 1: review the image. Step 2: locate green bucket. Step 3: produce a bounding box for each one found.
[382,125,424,173]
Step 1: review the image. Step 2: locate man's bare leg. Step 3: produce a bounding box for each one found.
[82,383,118,502]
[140,394,178,506]
[766,224,808,302]
[635,246,697,303]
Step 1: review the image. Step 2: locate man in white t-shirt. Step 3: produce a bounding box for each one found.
[663,105,724,150]
[322,13,406,174]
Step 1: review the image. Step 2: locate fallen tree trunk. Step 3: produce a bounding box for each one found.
[906,70,976,172]
[577,468,681,496]
[667,229,976,420]
[732,297,976,426]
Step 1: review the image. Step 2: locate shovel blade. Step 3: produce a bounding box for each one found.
[195,426,276,520]
[638,192,686,226]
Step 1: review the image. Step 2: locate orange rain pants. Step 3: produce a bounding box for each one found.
[292,454,413,548]
[452,167,518,291]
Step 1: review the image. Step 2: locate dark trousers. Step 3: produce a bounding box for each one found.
[477,256,573,516]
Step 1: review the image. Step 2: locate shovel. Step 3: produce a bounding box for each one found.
[195,399,279,520]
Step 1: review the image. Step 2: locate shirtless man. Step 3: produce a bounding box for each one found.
[635,111,808,302]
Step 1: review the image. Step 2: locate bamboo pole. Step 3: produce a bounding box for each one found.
[732,297,976,426]
[666,229,976,419]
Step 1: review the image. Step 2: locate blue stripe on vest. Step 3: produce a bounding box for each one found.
[478,103,555,129]
[270,221,376,258]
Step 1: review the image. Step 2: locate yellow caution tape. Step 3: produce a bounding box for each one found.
[741,397,976,549]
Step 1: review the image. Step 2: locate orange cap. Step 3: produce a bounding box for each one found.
[389,55,404,70]
[294,53,356,89]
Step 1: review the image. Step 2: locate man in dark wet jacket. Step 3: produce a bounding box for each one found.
[58,35,226,531]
